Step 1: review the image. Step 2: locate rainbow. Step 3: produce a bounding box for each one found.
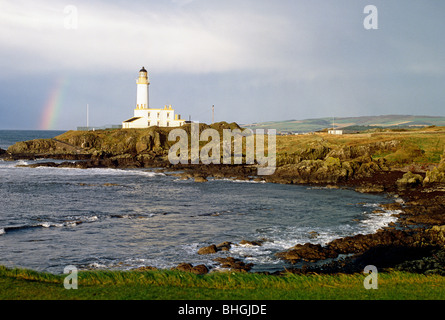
[39,77,68,130]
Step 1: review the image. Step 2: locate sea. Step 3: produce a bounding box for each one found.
[0,130,400,274]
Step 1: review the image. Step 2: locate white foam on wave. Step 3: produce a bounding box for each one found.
[0,228,5,235]
[359,206,400,234]
[37,221,69,228]
[0,160,27,169]
[84,215,99,222]
[33,215,99,230]
[122,257,177,271]
[38,222,58,228]
[41,167,164,178]
[2,160,164,179]
[86,262,107,270]
[210,177,266,184]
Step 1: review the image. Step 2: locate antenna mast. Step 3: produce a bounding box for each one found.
[87,104,89,130]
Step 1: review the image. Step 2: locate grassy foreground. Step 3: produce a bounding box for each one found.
[1,266,444,300]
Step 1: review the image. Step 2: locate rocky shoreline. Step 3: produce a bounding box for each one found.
[2,126,445,276]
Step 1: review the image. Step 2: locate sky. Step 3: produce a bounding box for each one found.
[0,0,444,130]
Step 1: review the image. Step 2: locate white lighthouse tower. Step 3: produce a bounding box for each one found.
[136,66,149,109]
[122,67,185,129]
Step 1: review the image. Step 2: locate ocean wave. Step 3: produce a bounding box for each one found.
[360,208,400,234]
[1,161,164,178]
[0,160,28,169]
[211,177,266,184]
[0,215,99,235]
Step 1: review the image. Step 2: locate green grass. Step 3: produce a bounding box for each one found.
[1,266,444,300]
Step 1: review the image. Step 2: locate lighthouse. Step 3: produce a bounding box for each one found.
[122,67,186,129]
[136,66,149,109]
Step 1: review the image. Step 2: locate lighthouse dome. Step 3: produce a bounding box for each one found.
[139,67,147,73]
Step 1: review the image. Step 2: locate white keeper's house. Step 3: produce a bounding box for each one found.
[122,67,186,129]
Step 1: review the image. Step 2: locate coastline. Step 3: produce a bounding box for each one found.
[1,126,445,276]
[2,158,444,276]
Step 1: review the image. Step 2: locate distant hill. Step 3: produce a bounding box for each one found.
[241,115,445,133]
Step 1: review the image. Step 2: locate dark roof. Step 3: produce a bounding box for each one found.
[139,66,147,73]
[123,117,142,123]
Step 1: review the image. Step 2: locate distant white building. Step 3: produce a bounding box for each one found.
[122,67,185,129]
[328,129,343,135]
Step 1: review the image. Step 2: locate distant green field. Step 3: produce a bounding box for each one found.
[242,115,445,133]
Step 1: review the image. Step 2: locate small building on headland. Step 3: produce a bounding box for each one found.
[122,67,185,129]
[328,129,343,135]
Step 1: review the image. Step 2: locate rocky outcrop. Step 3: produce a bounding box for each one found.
[265,155,385,185]
[239,239,264,246]
[395,247,445,275]
[198,242,232,255]
[326,140,400,160]
[193,176,208,183]
[213,257,254,272]
[423,151,445,186]
[396,171,424,189]
[4,124,426,191]
[6,122,245,161]
[8,139,62,155]
[276,243,338,263]
[173,263,209,275]
[197,245,218,255]
[277,215,445,268]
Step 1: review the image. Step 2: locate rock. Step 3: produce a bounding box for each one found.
[7,139,58,154]
[396,171,423,189]
[135,266,158,271]
[216,241,232,251]
[197,244,218,255]
[213,257,254,272]
[197,242,232,255]
[174,263,209,275]
[427,225,445,243]
[430,225,445,233]
[395,247,445,275]
[355,161,381,178]
[355,184,385,193]
[380,202,402,211]
[424,162,445,186]
[194,176,208,183]
[191,264,209,275]
[174,263,193,272]
[326,140,400,161]
[276,243,338,263]
[239,240,263,246]
[308,231,319,239]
